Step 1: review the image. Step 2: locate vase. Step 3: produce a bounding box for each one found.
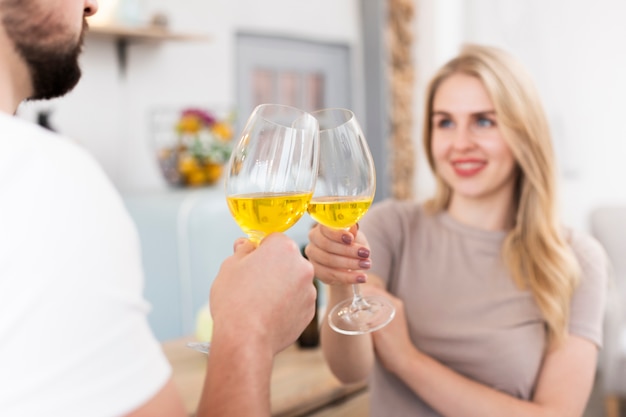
[152,107,233,188]
[157,150,224,187]
[179,156,224,186]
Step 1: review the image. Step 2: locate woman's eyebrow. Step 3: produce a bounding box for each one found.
[432,110,496,117]
[471,110,497,117]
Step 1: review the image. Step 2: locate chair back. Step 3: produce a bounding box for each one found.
[590,205,626,395]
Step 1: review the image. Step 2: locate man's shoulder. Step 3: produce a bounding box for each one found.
[0,112,98,177]
[0,111,57,139]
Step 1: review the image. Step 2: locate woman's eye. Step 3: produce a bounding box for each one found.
[476,117,495,128]
[437,119,454,128]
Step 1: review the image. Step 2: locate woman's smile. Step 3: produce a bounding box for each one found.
[451,158,487,177]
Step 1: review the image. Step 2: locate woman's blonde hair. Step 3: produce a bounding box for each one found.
[423,44,580,344]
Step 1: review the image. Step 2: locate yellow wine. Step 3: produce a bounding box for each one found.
[307,197,372,229]
[227,192,312,241]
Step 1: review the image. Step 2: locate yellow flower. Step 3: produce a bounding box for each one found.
[204,161,223,183]
[177,115,202,133]
[187,170,207,186]
[178,154,199,175]
[211,122,233,141]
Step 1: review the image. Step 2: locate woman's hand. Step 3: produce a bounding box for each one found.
[307,224,379,384]
[305,223,372,286]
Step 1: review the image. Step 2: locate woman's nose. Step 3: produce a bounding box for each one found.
[452,127,476,150]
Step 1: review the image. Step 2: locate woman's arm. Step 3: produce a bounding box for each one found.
[306,224,380,383]
[373,293,598,417]
[320,284,375,383]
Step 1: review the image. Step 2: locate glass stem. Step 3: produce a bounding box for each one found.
[351,284,368,308]
[247,232,264,247]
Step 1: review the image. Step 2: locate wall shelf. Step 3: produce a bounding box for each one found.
[89,24,210,42]
[87,24,210,76]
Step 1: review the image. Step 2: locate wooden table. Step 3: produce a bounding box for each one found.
[162,337,367,416]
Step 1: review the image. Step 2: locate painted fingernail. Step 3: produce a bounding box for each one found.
[357,248,370,258]
[359,260,371,269]
[356,275,367,283]
[342,234,353,244]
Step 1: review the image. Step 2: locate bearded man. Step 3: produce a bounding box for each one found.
[0,2,317,416]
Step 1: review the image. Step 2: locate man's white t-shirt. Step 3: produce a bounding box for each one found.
[0,113,171,416]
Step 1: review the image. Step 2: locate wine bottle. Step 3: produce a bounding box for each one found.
[297,245,320,348]
[297,278,320,348]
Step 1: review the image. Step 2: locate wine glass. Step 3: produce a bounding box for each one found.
[225,104,320,244]
[308,108,395,335]
[187,103,320,353]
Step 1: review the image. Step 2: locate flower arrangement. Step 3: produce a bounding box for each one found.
[157,108,235,187]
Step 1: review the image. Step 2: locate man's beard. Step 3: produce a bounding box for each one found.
[20,22,86,101]
[1,1,87,101]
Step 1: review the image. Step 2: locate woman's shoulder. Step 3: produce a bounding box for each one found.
[567,228,608,269]
[363,199,439,239]
[565,228,610,292]
[367,198,431,225]
[369,198,426,217]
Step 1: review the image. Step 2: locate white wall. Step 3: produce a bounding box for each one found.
[17,0,625,233]
[18,0,361,191]
[414,0,626,232]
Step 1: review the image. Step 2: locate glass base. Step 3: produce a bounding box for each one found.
[187,341,210,354]
[328,295,396,335]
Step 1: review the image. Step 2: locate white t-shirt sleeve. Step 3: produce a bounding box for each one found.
[0,118,171,417]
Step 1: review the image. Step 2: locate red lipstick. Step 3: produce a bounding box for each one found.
[451,159,486,177]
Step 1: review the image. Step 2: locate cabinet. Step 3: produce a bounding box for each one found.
[122,188,315,341]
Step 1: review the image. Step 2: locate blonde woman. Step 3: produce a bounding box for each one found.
[305,44,607,417]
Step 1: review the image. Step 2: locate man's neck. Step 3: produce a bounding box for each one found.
[0,25,31,114]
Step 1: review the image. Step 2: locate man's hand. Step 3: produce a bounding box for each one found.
[209,233,316,354]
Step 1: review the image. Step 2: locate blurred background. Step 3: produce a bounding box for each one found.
[14,2,626,410]
[15,0,626,414]
[17,0,626,229]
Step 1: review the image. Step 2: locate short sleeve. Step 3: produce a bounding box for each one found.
[568,231,609,348]
[0,130,171,417]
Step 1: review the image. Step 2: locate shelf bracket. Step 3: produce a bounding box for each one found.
[115,37,129,78]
